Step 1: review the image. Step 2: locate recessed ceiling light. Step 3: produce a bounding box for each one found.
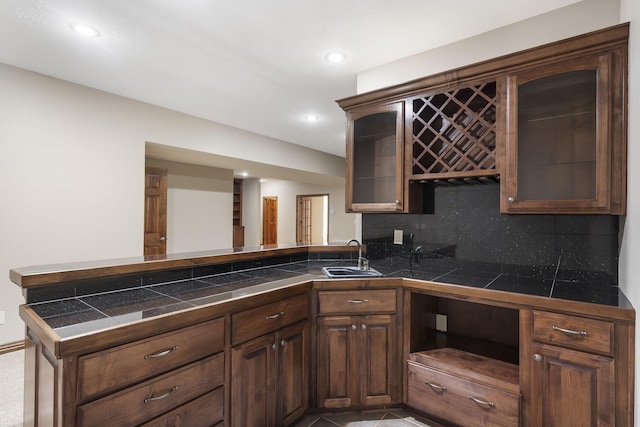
[69,22,101,38]
[304,115,320,122]
[240,172,249,177]
[325,51,346,63]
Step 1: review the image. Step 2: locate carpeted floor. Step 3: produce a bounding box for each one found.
[0,349,23,427]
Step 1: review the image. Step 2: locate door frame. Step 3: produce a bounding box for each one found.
[296,194,329,245]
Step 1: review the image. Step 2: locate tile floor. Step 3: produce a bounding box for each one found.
[292,409,445,427]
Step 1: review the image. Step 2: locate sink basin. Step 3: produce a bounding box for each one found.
[322,266,383,279]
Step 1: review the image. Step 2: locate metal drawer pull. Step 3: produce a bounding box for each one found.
[265,311,285,319]
[424,381,447,392]
[144,386,178,403]
[553,326,588,336]
[468,395,495,408]
[347,299,368,304]
[144,345,179,360]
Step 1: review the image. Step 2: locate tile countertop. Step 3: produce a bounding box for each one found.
[25,257,632,340]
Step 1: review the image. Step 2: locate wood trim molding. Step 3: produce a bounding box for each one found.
[0,340,25,355]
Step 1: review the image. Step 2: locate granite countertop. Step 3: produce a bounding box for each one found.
[24,255,632,341]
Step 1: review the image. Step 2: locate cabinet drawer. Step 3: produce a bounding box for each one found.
[77,353,224,427]
[139,387,224,427]
[232,293,308,344]
[533,310,613,355]
[317,289,396,314]
[408,361,520,427]
[78,317,224,401]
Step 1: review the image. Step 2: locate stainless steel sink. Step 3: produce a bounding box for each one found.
[322,266,383,279]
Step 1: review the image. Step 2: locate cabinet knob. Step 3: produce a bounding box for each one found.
[395,200,401,205]
[507,197,515,203]
[533,353,542,362]
[351,324,357,330]
[271,343,277,350]
[361,324,366,330]
[280,339,285,347]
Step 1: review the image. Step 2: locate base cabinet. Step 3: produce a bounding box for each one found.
[316,314,397,408]
[531,343,614,426]
[231,321,309,427]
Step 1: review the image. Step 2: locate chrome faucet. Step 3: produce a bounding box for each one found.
[347,239,369,270]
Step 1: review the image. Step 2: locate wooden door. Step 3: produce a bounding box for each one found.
[316,316,359,408]
[144,167,167,256]
[296,197,312,245]
[262,196,277,245]
[531,343,615,426]
[359,314,397,406]
[276,321,309,426]
[231,334,277,427]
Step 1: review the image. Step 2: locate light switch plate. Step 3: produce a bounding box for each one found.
[0,311,5,325]
[393,229,403,245]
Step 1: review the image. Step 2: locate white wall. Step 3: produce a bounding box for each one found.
[0,64,352,346]
[260,179,357,245]
[145,158,233,252]
[358,0,621,93]
[242,178,262,247]
[619,0,639,423]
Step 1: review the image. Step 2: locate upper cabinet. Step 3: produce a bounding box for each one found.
[337,23,628,215]
[500,49,627,214]
[407,80,498,182]
[345,102,405,212]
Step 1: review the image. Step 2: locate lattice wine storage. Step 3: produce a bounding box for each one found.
[410,81,497,180]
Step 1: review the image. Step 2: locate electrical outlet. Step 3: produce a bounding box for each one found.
[0,311,5,325]
[436,314,447,332]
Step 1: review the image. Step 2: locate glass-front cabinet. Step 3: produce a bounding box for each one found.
[501,51,626,214]
[346,102,405,212]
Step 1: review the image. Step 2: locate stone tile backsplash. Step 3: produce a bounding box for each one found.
[362,182,619,277]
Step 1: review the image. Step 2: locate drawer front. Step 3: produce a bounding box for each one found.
[317,289,397,314]
[139,387,224,427]
[533,310,613,355]
[78,317,224,401]
[408,361,520,427]
[232,293,308,344]
[78,353,224,427]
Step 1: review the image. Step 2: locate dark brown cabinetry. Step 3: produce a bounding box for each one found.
[337,23,628,215]
[316,289,399,408]
[527,310,616,426]
[408,80,498,181]
[405,292,521,426]
[75,318,225,427]
[231,294,310,427]
[501,49,627,214]
[345,102,406,212]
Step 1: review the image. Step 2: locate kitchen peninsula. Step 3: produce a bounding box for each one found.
[12,244,634,426]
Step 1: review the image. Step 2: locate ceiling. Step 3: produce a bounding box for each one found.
[1,0,580,159]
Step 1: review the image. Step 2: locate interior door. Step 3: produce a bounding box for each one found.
[144,167,167,256]
[262,196,278,245]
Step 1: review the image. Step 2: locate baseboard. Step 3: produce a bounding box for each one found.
[0,340,25,355]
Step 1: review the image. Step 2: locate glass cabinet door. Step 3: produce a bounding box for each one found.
[346,102,404,212]
[502,53,614,214]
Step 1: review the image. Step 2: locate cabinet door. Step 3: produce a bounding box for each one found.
[359,315,398,406]
[502,52,623,214]
[531,343,615,427]
[346,102,405,212]
[231,334,277,427]
[316,316,359,408]
[277,321,309,426]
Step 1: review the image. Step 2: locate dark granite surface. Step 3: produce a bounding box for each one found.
[27,257,631,340]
